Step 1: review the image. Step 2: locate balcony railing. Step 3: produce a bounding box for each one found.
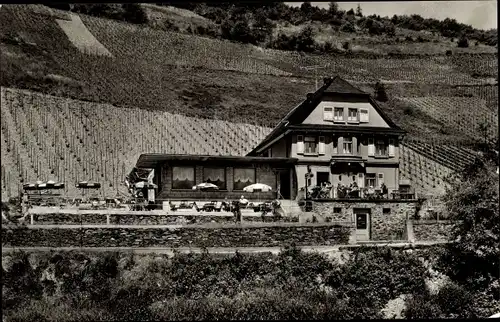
[307,185,417,201]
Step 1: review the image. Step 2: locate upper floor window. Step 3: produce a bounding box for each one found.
[375,139,387,156]
[343,137,353,154]
[348,108,358,122]
[334,107,344,122]
[323,107,333,121]
[304,136,317,154]
[360,108,369,123]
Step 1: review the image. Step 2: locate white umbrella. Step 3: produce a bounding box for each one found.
[192,183,219,190]
[243,183,273,207]
[135,181,158,189]
[243,183,272,192]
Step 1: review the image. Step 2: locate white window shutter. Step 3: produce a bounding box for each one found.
[389,139,395,157]
[378,173,384,187]
[318,136,325,154]
[323,107,333,121]
[297,135,304,154]
[358,173,364,188]
[360,108,369,123]
[368,138,375,156]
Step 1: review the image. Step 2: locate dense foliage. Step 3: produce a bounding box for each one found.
[160,2,497,47]
[2,246,435,321]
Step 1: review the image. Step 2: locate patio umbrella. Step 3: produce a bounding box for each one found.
[192,182,219,203]
[243,183,272,205]
[135,181,158,189]
[192,182,219,191]
[243,183,272,193]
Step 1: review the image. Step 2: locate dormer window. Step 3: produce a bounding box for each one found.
[348,108,359,122]
[323,107,333,121]
[334,107,344,122]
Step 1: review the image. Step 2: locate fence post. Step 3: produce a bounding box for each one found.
[30,213,34,225]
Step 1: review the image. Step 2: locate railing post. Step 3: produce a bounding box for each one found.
[30,213,34,225]
[106,214,110,225]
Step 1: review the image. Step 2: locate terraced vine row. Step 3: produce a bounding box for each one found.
[0,87,272,199]
[396,96,498,143]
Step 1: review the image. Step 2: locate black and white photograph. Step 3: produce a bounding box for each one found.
[1,1,498,320]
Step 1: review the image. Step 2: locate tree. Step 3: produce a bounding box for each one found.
[457,35,469,48]
[296,25,316,52]
[355,3,363,17]
[122,4,148,24]
[441,155,499,289]
[328,2,339,15]
[374,81,388,102]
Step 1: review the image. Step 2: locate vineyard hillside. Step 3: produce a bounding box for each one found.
[0,5,497,200]
[0,4,497,142]
[1,87,477,200]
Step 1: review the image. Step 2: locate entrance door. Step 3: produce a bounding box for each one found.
[355,211,370,241]
[316,172,330,186]
[278,170,291,199]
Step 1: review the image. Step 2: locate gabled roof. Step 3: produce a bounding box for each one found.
[247,76,405,156]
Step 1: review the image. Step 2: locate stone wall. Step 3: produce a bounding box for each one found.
[2,223,352,248]
[29,213,302,225]
[412,220,454,242]
[312,201,418,241]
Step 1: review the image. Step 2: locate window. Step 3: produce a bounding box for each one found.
[318,136,325,154]
[365,173,376,188]
[323,107,333,121]
[368,137,375,156]
[316,172,330,186]
[383,208,391,214]
[360,108,369,123]
[343,137,353,154]
[375,139,387,156]
[297,135,304,154]
[304,136,317,154]
[334,107,344,121]
[348,108,358,122]
[203,167,226,190]
[233,168,255,191]
[172,166,195,190]
[388,139,395,157]
[333,207,342,213]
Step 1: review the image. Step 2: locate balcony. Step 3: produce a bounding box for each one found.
[306,185,417,201]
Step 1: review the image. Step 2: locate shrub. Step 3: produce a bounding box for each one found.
[435,281,474,318]
[340,22,355,33]
[374,81,389,102]
[457,36,469,48]
[342,41,350,50]
[403,293,442,319]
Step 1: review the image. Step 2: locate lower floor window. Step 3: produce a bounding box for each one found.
[365,173,376,188]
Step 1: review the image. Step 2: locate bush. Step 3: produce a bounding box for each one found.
[435,281,474,318]
[342,41,350,50]
[374,81,388,102]
[340,22,355,33]
[404,294,442,319]
[457,36,469,48]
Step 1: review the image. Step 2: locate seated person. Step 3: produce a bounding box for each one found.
[367,185,375,195]
[239,195,249,207]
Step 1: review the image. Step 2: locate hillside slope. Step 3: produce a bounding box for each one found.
[1,4,497,142]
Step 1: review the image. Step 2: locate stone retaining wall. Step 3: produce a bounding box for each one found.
[412,220,454,242]
[28,213,303,225]
[2,224,352,248]
[312,201,418,241]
